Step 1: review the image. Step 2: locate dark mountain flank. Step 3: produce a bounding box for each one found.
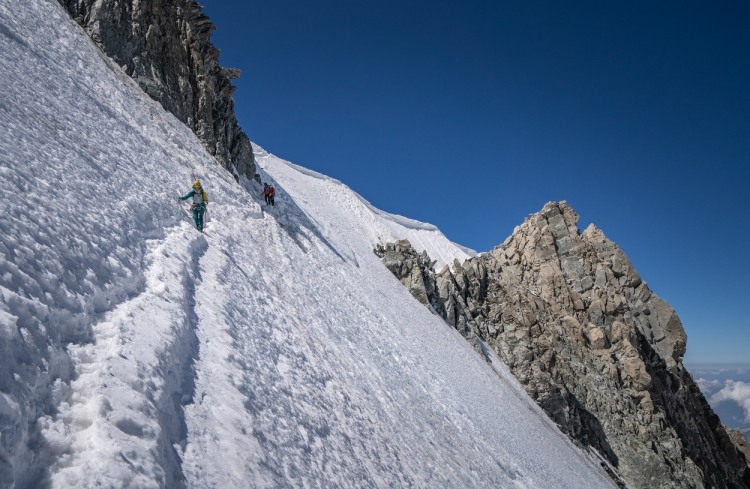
[57,0,255,181]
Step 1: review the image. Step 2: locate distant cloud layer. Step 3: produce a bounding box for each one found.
[710,381,750,422]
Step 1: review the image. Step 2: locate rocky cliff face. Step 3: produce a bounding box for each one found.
[377,201,750,489]
[57,0,255,181]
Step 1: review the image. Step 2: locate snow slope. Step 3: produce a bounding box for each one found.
[253,146,476,272]
[0,1,615,487]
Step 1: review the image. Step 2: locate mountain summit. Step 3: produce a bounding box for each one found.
[377,201,750,488]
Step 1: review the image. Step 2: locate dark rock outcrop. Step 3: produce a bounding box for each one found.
[378,202,749,489]
[375,239,444,315]
[57,0,255,181]
[728,429,750,487]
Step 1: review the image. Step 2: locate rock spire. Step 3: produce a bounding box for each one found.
[378,201,749,488]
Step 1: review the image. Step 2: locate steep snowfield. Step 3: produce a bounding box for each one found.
[0,1,615,488]
[254,147,476,271]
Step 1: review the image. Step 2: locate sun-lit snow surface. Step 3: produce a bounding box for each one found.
[0,1,615,488]
[254,148,476,271]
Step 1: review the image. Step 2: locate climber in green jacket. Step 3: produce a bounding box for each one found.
[179,180,208,232]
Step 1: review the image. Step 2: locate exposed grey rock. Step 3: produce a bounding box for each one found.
[727,428,750,481]
[375,240,444,316]
[377,201,749,489]
[57,0,255,181]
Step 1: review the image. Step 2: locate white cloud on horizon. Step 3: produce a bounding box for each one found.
[696,378,722,387]
[689,365,750,376]
[696,378,723,397]
[710,381,750,423]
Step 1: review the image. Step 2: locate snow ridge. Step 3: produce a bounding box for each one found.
[254,149,475,271]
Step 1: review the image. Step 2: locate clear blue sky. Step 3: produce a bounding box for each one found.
[200,1,749,363]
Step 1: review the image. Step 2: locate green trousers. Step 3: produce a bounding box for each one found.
[192,205,205,231]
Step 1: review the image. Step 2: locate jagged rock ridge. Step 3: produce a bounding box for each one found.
[57,0,255,181]
[376,201,750,489]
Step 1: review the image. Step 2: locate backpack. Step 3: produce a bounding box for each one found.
[193,189,208,204]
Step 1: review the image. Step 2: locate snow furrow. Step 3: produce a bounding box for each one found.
[181,223,269,488]
[40,226,207,488]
